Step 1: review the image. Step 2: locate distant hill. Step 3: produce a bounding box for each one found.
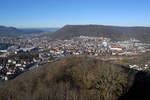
[19,28,59,34]
[0,56,136,100]
[0,26,43,35]
[0,25,59,35]
[36,28,59,32]
[51,25,150,43]
[19,28,44,34]
[0,26,21,35]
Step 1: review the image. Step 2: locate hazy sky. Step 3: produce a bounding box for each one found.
[0,0,150,28]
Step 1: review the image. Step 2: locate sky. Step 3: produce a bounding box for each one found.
[0,0,150,28]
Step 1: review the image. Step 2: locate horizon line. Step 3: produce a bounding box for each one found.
[1,24,150,28]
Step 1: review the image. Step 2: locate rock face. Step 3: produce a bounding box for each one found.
[0,56,136,100]
[51,25,150,43]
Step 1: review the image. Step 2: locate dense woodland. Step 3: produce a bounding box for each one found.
[51,25,150,43]
[1,56,150,100]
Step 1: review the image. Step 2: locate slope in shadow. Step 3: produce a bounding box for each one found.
[119,71,150,100]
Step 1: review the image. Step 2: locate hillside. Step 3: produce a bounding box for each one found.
[0,56,137,100]
[19,28,59,34]
[0,26,45,35]
[0,26,21,35]
[19,28,44,34]
[51,25,150,43]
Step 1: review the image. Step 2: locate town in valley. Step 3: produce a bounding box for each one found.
[0,34,150,81]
